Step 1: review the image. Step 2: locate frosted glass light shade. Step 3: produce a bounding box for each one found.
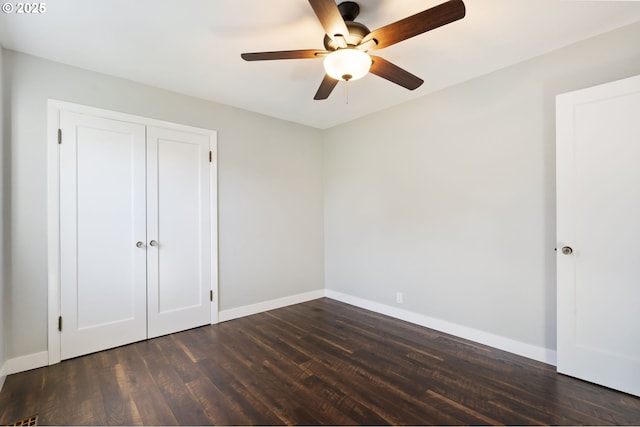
[323,49,372,81]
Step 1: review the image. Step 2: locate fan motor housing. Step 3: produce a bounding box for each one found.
[323,21,370,50]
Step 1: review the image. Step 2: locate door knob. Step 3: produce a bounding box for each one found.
[149,240,158,247]
[561,246,573,255]
[136,241,145,248]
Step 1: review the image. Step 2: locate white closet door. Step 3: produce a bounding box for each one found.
[60,112,147,359]
[146,126,211,338]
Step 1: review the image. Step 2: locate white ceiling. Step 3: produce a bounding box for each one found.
[1,1,639,129]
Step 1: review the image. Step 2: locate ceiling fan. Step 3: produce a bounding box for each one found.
[241,0,466,100]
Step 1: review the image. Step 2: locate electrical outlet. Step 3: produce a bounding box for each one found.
[396,292,403,304]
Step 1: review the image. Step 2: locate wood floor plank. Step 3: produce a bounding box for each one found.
[262,310,465,424]
[114,343,179,426]
[215,323,332,425]
[224,326,357,424]
[141,339,212,425]
[196,351,288,425]
[2,298,640,426]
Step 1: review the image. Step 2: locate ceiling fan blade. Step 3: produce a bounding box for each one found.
[362,0,465,50]
[369,56,424,90]
[314,74,339,100]
[241,49,327,61]
[356,39,378,52]
[308,0,350,41]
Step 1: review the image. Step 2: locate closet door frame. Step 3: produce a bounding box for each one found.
[47,99,219,365]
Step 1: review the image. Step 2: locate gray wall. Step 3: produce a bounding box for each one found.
[0,45,6,376]
[3,50,325,359]
[323,22,640,351]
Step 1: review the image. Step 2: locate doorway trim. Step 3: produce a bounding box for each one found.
[47,99,219,365]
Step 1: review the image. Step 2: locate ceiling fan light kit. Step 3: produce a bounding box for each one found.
[241,0,466,100]
[324,48,372,81]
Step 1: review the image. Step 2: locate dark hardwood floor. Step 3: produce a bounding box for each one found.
[1,298,639,425]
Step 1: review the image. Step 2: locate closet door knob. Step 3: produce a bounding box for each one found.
[561,246,573,255]
[149,240,158,247]
[136,241,145,248]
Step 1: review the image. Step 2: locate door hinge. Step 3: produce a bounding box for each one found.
[58,129,62,144]
[210,290,214,301]
[58,316,62,331]
[209,151,213,163]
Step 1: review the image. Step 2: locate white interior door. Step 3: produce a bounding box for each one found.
[60,112,147,359]
[556,74,640,397]
[146,126,212,338]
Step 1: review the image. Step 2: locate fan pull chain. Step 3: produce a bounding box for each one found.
[344,80,350,104]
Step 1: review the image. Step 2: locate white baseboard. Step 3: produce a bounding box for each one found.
[0,361,7,392]
[325,290,557,365]
[2,291,555,381]
[219,289,326,322]
[4,351,49,376]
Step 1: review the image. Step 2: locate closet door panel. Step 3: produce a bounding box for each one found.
[60,112,147,360]
[147,126,211,338]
